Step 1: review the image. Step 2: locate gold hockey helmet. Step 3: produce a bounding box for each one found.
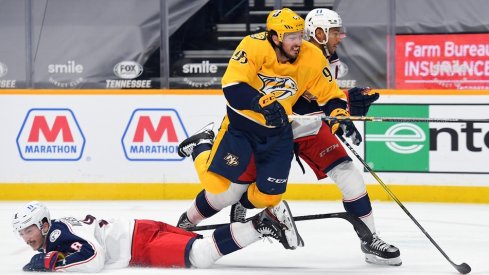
[266,8,305,42]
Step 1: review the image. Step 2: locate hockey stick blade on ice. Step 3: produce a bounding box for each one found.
[336,134,471,274]
[188,211,373,243]
[288,114,489,124]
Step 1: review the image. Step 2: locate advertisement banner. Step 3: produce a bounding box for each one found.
[396,34,489,89]
[366,104,489,173]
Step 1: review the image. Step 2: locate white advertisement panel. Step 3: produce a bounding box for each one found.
[1,94,226,183]
[1,93,489,188]
[429,105,489,172]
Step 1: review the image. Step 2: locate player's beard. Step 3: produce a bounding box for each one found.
[278,43,298,63]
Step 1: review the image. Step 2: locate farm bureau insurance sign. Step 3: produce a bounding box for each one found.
[396,34,489,89]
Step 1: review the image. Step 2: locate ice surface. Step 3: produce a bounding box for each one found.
[1,200,487,275]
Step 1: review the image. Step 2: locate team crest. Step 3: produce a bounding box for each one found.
[231,50,248,64]
[50,229,61,242]
[250,32,266,40]
[224,153,239,166]
[258,74,298,100]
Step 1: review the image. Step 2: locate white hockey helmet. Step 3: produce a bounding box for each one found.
[304,8,343,44]
[12,201,51,233]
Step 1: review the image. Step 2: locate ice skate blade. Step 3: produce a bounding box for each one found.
[365,254,402,266]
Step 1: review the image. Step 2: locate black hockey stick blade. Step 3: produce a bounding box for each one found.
[187,211,373,243]
[454,263,471,274]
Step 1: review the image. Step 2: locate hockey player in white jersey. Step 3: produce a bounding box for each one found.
[13,200,300,272]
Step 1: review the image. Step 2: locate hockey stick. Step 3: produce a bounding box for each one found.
[336,134,471,274]
[188,211,373,243]
[288,114,489,123]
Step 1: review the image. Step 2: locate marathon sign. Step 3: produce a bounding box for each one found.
[396,33,489,89]
[16,109,86,161]
[121,109,188,161]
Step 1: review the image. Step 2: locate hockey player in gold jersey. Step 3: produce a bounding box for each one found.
[177,8,361,250]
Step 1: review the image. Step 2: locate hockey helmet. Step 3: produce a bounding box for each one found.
[12,201,51,232]
[304,8,343,44]
[266,8,305,42]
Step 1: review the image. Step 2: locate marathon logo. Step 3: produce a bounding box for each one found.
[121,109,188,161]
[16,109,86,161]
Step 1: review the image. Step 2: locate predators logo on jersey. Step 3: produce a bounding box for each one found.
[258,73,298,100]
[231,50,248,64]
[250,32,267,40]
[224,153,239,166]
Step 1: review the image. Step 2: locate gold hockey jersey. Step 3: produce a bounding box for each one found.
[222,31,346,127]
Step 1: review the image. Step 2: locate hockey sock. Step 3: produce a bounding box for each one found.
[212,222,260,256]
[239,190,256,209]
[343,193,376,233]
[188,221,260,268]
[186,190,219,225]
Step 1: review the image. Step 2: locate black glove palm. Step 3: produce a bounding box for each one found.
[348,87,379,116]
[251,94,288,127]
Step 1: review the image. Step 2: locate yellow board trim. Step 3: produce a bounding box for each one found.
[0,89,223,95]
[1,183,489,203]
[0,89,488,96]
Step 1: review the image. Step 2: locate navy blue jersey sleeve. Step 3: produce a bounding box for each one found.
[320,98,348,115]
[45,220,97,268]
[223,82,261,110]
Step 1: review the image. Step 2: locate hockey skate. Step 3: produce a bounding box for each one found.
[176,212,195,229]
[252,202,302,250]
[230,202,247,223]
[177,122,215,158]
[361,233,401,266]
[268,200,304,249]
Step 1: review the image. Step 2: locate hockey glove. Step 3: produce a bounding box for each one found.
[328,108,362,146]
[347,87,379,116]
[23,251,64,272]
[251,93,288,127]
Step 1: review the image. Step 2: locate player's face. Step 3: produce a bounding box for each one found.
[326,27,343,54]
[19,224,44,250]
[281,31,303,60]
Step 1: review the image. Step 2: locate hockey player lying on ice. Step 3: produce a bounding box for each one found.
[13,200,300,272]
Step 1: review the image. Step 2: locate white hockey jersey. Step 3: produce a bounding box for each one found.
[291,52,343,139]
[43,215,134,272]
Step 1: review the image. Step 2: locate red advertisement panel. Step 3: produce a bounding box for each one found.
[396,34,489,89]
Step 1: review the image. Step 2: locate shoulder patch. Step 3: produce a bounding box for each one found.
[50,229,62,242]
[250,32,266,40]
[231,50,248,64]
